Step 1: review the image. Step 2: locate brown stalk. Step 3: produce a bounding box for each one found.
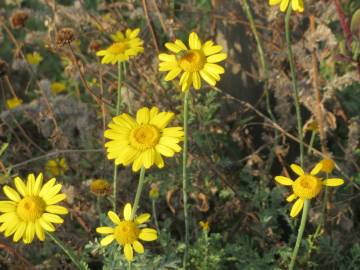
[142,0,160,53]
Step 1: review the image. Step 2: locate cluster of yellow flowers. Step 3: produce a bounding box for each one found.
[0,2,347,264]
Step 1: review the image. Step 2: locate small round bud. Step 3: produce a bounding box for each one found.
[149,185,159,200]
[320,159,335,174]
[10,10,29,29]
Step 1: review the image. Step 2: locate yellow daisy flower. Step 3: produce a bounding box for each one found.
[0,173,68,244]
[199,220,209,232]
[96,28,144,64]
[26,52,43,66]
[96,203,157,262]
[51,82,66,94]
[269,0,304,13]
[90,179,112,197]
[45,158,69,177]
[158,32,227,92]
[6,97,23,110]
[274,162,344,217]
[104,106,184,172]
[320,158,335,174]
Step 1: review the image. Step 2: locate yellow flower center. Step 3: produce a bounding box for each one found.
[292,175,322,199]
[179,50,205,72]
[17,196,46,222]
[114,221,140,245]
[108,42,128,54]
[129,124,160,150]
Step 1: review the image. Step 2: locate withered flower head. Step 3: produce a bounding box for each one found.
[56,28,75,47]
[0,59,9,77]
[10,10,29,29]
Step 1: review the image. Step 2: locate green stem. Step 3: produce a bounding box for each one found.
[289,199,310,270]
[131,166,146,220]
[128,262,132,270]
[182,90,190,270]
[46,232,87,270]
[152,199,160,236]
[307,131,316,155]
[122,62,132,114]
[285,4,304,167]
[96,197,102,226]
[112,62,123,212]
[314,173,329,237]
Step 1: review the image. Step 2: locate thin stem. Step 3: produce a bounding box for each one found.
[112,62,123,212]
[314,173,329,238]
[122,62,132,114]
[285,4,304,167]
[128,262,132,270]
[96,197,102,226]
[46,232,86,270]
[307,131,316,155]
[182,90,190,270]
[131,166,146,220]
[152,199,160,236]
[289,199,310,270]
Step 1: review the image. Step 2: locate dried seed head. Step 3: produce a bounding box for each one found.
[56,28,75,47]
[0,59,9,77]
[10,10,29,29]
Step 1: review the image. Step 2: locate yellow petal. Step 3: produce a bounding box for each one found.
[124,203,132,221]
[286,193,297,202]
[26,173,36,196]
[13,222,26,242]
[165,68,182,81]
[290,198,304,218]
[108,211,121,224]
[290,164,304,176]
[14,177,27,197]
[45,194,66,205]
[132,240,144,254]
[45,205,68,215]
[33,173,44,195]
[269,0,282,5]
[280,0,290,12]
[24,222,35,244]
[165,42,184,53]
[139,228,157,241]
[39,217,55,232]
[96,226,114,234]
[310,162,322,176]
[42,213,64,224]
[274,176,294,186]
[135,213,151,224]
[0,201,17,212]
[189,32,201,50]
[155,144,175,157]
[39,178,56,196]
[207,53,227,63]
[323,178,344,187]
[192,72,201,90]
[124,243,133,261]
[136,107,150,124]
[3,186,21,202]
[100,235,114,246]
[35,220,45,241]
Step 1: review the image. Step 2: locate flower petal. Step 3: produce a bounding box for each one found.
[100,235,114,246]
[3,186,21,202]
[286,193,297,202]
[310,162,322,176]
[290,164,304,176]
[139,228,158,241]
[124,243,133,261]
[323,178,344,187]
[108,211,121,225]
[274,176,294,186]
[124,203,132,221]
[135,213,151,224]
[96,226,114,234]
[133,240,144,254]
[14,177,27,197]
[290,198,304,218]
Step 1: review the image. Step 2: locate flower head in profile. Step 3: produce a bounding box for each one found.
[275,162,344,217]
[104,106,184,172]
[269,0,304,13]
[96,203,157,262]
[320,158,335,174]
[0,173,68,244]
[90,179,112,197]
[6,97,23,110]
[96,28,144,64]
[45,158,69,177]
[159,32,227,92]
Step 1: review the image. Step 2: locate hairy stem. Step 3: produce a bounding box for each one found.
[182,90,190,270]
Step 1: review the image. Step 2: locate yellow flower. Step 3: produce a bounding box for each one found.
[26,52,43,65]
[269,0,304,13]
[104,106,184,172]
[6,97,23,110]
[90,179,112,197]
[320,159,335,174]
[159,32,227,92]
[96,203,157,262]
[0,173,68,244]
[199,220,209,232]
[51,82,66,94]
[274,162,344,218]
[45,158,69,177]
[96,28,144,64]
